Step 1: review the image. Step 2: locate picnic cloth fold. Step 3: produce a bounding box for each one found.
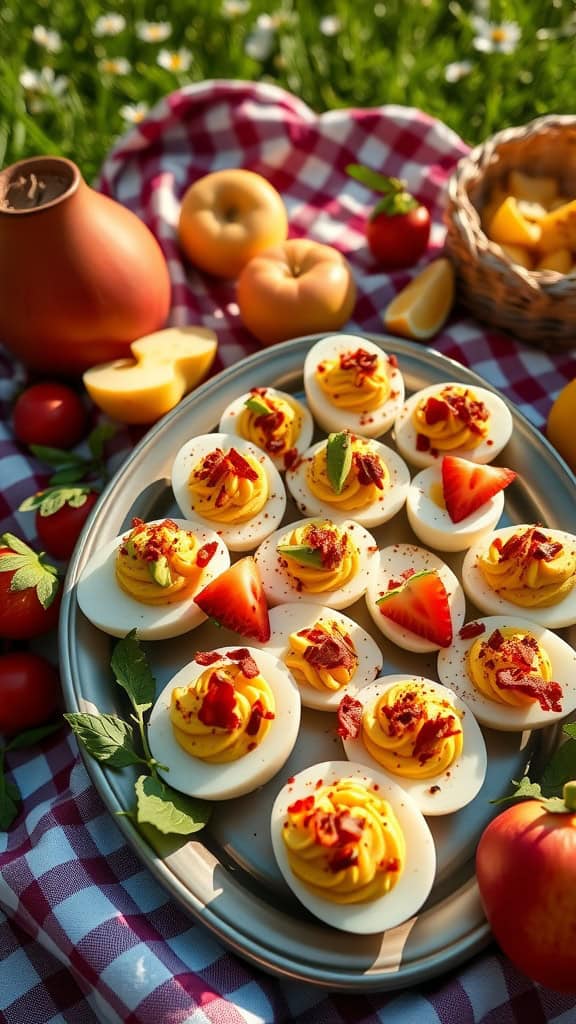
[1,80,575,1023]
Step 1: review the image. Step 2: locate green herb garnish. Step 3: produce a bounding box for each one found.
[326,431,352,494]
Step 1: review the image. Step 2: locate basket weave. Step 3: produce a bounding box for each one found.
[444,114,576,351]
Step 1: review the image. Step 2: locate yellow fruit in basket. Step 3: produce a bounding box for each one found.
[535,248,573,273]
[382,257,455,340]
[488,196,541,248]
[499,243,534,270]
[546,379,576,474]
[507,170,558,205]
[538,199,576,253]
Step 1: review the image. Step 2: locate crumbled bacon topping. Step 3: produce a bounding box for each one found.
[354,451,385,489]
[246,698,275,735]
[422,388,489,434]
[387,567,417,591]
[196,540,218,567]
[227,648,260,678]
[194,650,222,666]
[336,694,363,738]
[412,715,460,763]
[459,621,486,639]
[283,447,299,471]
[196,447,258,485]
[381,689,426,736]
[495,669,563,712]
[198,672,239,730]
[123,518,182,561]
[305,523,348,569]
[287,795,315,815]
[495,526,563,564]
[339,348,379,379]
[300,627,357,671]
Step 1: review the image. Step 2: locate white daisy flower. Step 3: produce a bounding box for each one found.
[472,16,521,54]
[32,25,62,53]
[98,56,131,75]
[244,19,276,61]
[222,0,250,15]
[157,48,192,72]
[93,13,126,37]
[20,66,69,97]
[119,102,149,124]
[444,60,473,82]
[136,21,172,43]
[319,15,341,36]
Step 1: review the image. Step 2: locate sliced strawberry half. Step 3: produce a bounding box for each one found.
[441,455,517,524]
[194,556,270,642]
[377,569,453,647]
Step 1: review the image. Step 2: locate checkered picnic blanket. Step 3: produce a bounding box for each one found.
[1,80,575,1024]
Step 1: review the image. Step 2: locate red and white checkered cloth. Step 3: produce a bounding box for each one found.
[1,80,575,1024]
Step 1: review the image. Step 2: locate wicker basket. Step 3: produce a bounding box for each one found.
[444,114,576,350]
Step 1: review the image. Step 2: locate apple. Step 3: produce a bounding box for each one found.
[177,169,288,278]
[236,238,357,346]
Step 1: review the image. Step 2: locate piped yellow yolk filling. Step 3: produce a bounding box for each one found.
[282,777,405,904]
[188,446,268,524]
[115,518,207,605]
[362,681,463,780]
[237,391,302,457]
[412,385,490,452]
[284,619,358,692]
[169,654,275,763]
[467,626,557,708]
[306,437,389,512]
[279,520,360,594]
[315,348,392,411]
[478,526,576,608]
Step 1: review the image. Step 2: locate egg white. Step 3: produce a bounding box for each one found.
[270,759,436,934]
[171,432,287,553]
[393,382,514,469]
[218,388,315,470]
[76,518,230,640]
[147,646,301,801]
[437,615,576,731]
[406,464,505,552]
[254,516,379,610]
[255,603,383,711]
[286,437,410,529]
[340,675,487,816]
[365,543,466,653]
[461,525,576,629]
[303,335,405,438]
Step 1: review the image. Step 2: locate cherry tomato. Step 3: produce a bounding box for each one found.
[365,204,431,270]
[13,381,88,449]
[0,651,61,736]
[0,542,61,640]
[35,491,99,561]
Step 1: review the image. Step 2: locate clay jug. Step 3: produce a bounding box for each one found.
[0,155,172,375]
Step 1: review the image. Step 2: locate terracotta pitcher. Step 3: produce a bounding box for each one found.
[0,155,172,375]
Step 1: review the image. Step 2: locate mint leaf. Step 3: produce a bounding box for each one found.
[88,422,116,461]
[135,775,211,835]
[64,712,142,767]
[326,431,352,494]
[0,779,20,830]
[110,632,156,713]
[562,723,576,741]
[277,543,324,568]
[6,722,61,751]
[29,445,87,467]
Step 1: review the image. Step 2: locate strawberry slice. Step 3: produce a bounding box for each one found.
[377,569,453,647]
[441,455,517,524]
[193,556,270,642]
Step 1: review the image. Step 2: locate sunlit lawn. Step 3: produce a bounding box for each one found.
[1,0,576,183]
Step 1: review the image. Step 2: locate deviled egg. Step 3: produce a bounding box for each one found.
[286,430,410,529]
[339,675,487,816]
[461,524,576,629]
[437,615,576,731]
[259,603,383,711]
[270,760,436,933]
[76,517,230,640]
[303,335,405,438]
[171,432,286,552]
[218,386,314,471]
[147,646,301,800]
[365,543,466,652]
[393,382,513,469]
[254,516,379,610]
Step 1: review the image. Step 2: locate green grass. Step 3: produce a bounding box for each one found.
[1,0,576,183]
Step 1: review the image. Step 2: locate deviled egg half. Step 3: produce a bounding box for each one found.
[270,760,436,934]
[394,381,513,469]
[254,516,379,610]
[437,615,576,731]
[462,524,576,629]
[303,334,405,438]
[339,675,487,816]
[258,603,383,711]
[171,432,286,552]
[218,386,314,471]
[147,646,301,801]
[286,430,410,529]
[76,517,230,640]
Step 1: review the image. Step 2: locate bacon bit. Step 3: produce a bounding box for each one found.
[388,354,399,368]
[227,447,259,479]
[387,567,417,591]
[416,433,430,452]
[497,526,563,565]
[312,810,364,849]
[382,689,426,736]
[459,621,486,639]
[303,630,357,671]
[315,778,323,789]
[287,776,295,784]
[354,451,385,489]
[329,847,359,871]
[339,348,378,378]
[194,650,222,666]
[198,673,239,730]
[413,715,460,762]
[487,629,504,651]
[428,785,441,795]
[228,648,260,678]
[246,698,275,736]
[196,540,218,567]
[424,396,449,424]
[337,694,363,738]
[198,446,258,486]
[306,523,348,569]
[495,669,563,712]
[381,857,400,872]
[125,518,183,562]
[288,795,315,815]
[283,447,299,471]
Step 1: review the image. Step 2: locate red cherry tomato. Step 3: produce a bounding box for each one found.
[35,491,99,561]
[365,205,431,270]
[0,651,61,736]
[0,544,61,640]
[13,381,88,449]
